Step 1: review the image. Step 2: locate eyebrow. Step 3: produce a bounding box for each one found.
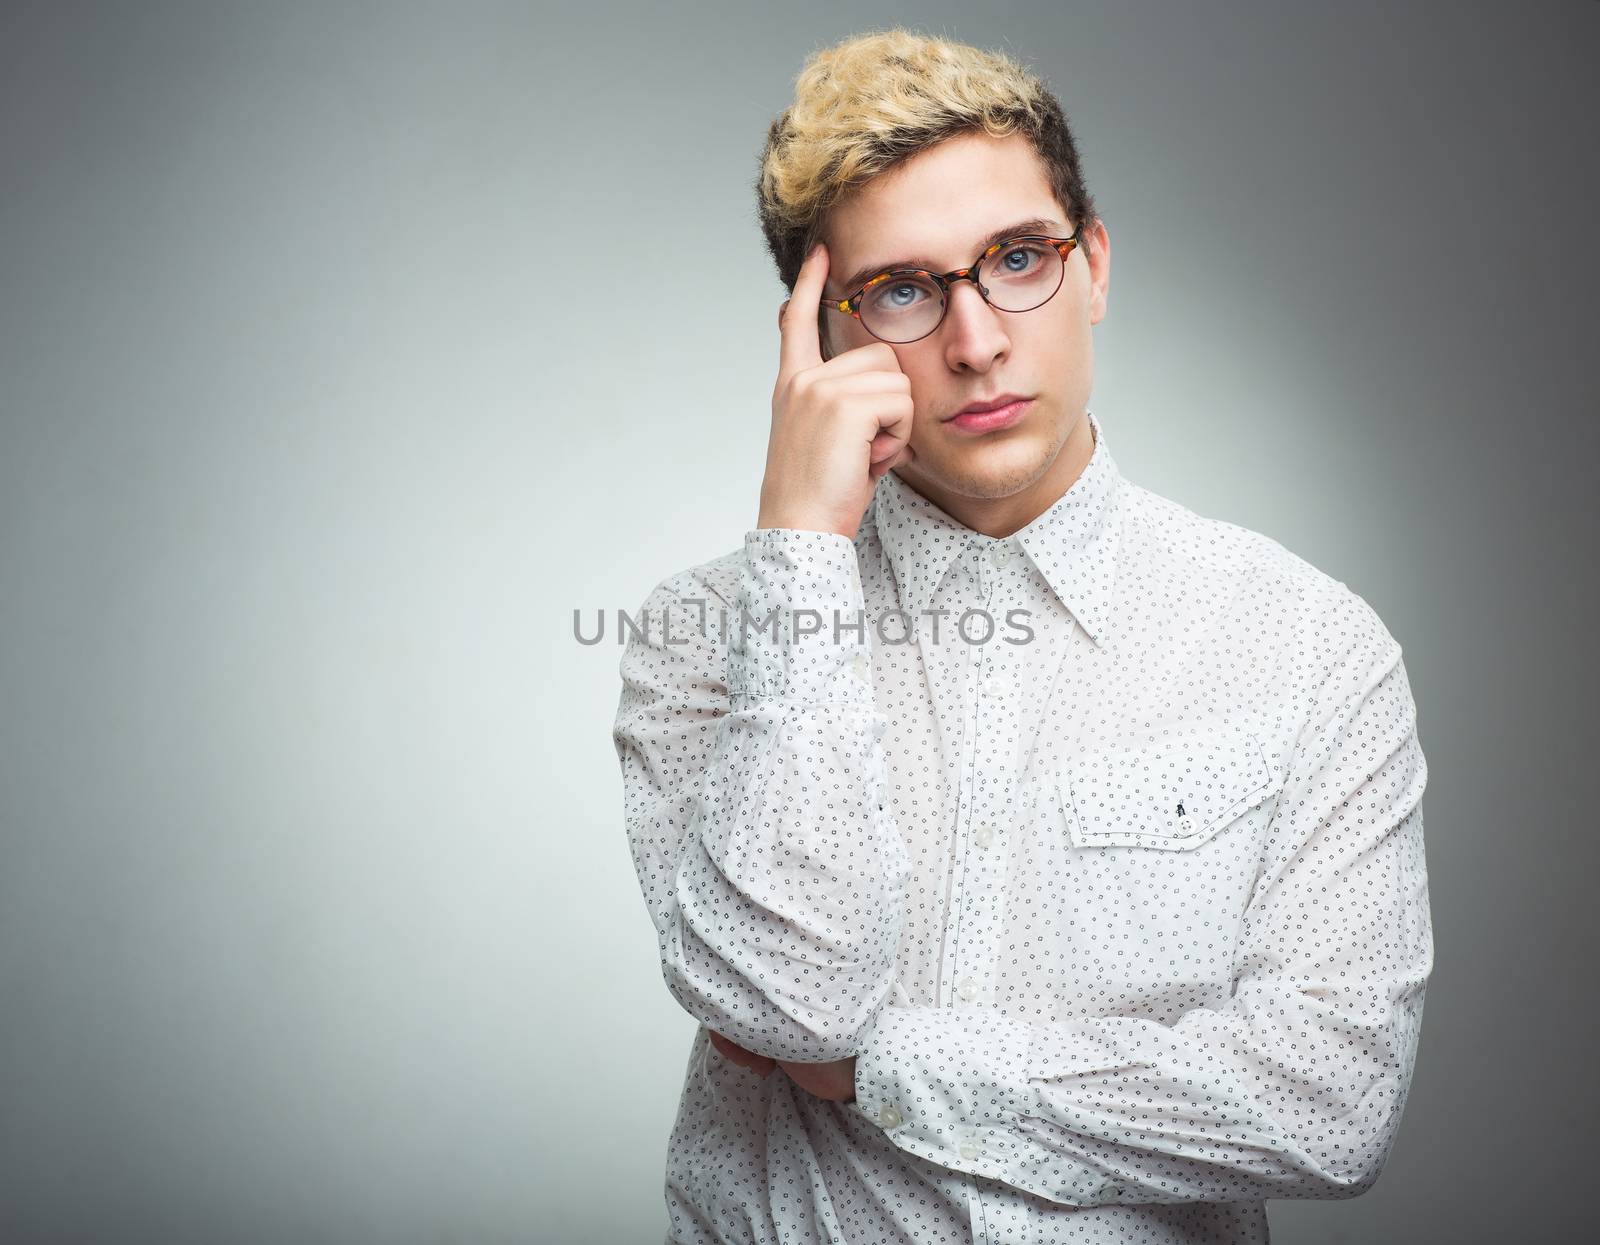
[837,216,1069,295]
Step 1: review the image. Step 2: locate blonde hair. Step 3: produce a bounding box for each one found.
[755,27,1098,296]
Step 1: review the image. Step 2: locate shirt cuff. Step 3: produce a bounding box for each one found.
[850,1005,1031,1177]
[727,528,874,705]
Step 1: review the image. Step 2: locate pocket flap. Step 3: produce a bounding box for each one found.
[1058,728,1280,849]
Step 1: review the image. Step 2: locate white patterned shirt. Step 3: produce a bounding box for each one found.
[612,408,1431,1244]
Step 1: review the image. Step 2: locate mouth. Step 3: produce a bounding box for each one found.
[944,395,1034,434]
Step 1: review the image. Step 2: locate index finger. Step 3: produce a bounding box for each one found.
[778,241,831,384]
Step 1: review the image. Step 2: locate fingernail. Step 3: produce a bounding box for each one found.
[809,241,824,259]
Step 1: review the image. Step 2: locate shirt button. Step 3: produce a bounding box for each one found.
[956,977,980,1001]
[988,543,1012,566]
[878,1103,903,1129]
[851,652,871,682]
[973,823,994,848]
[959,1138,984,1160]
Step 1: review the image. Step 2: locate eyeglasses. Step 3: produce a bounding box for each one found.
[820,228,1083,344]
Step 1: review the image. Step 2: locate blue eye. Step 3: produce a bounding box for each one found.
[999,246,1039,274]
[865,276,935,315]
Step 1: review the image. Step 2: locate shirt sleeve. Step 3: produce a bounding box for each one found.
[850,590,1432,1206]
[613,529,912,1064]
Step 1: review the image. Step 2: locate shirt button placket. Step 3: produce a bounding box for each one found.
[948,542,1019,1012]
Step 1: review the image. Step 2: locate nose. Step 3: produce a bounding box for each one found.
[940,273,1008,368]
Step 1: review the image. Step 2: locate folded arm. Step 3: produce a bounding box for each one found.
[851,591,1433,1206]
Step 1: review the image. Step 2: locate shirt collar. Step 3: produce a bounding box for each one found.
[869,408,1125,647]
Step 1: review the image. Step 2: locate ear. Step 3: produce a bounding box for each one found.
[1084,218,1112,325]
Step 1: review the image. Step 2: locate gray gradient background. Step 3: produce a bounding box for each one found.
[1,1,1594,1242]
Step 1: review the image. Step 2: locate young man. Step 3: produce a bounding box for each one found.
[613,27,1431,1245]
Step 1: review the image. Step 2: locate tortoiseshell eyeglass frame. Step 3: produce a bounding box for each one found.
[819,228,1084,344]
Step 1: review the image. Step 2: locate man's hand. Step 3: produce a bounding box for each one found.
[706,1029,857,1103]
[777,1053,857,1102]
[760,241,916,540]
[707,1028,774,1078]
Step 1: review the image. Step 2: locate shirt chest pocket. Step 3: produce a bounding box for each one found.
[1057,727,1283,851]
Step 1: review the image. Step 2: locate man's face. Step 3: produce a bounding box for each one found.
[819,130,1111,521]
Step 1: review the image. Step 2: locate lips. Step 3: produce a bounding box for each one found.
[947,393,1032,420]
[946,397,1033,434]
